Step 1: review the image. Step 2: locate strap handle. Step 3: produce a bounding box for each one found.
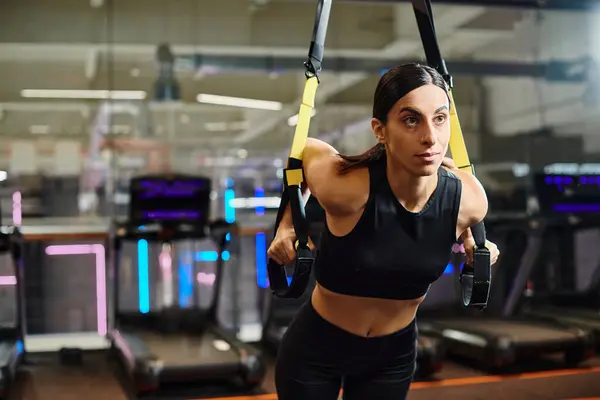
[267,0,332,298]
[412,0,491,309]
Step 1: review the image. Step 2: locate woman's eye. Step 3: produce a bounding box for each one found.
[434,115,447,125]
[404,117,419,127]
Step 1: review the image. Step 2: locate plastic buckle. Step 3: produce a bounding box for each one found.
[295,246,314,276]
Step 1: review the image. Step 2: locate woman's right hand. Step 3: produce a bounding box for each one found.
[267,225,315,265]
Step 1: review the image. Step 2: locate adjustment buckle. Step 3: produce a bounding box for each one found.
[295,246,314,277]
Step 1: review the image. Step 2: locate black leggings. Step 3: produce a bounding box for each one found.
[275,300,417,400]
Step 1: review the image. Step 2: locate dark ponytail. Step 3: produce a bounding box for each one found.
[336,62,448,175]
[337,143,385,175]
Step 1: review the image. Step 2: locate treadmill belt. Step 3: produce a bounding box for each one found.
[440,319,578,343]
[14,352,128,400]
[137,330,240,366]
[532,307,600,329]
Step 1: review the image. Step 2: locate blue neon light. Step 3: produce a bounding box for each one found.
[226,233,231,242]
[255,187,267,287]
[444,263,454,274]
[255,187,265,216]
[256,232,268,288]
[137,239,150,314]
[224,189,235,223]
[178,250,194,308]
[194,251,230,262]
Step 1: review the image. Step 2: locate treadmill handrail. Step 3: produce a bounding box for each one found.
[502,220,546,317]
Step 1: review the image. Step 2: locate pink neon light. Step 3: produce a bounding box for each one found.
[12,191,21,226]
[44,244,107,336]
[158,250,172,277]
[0,276,16,285]
[197,272,216,286]
[452,243,465,254]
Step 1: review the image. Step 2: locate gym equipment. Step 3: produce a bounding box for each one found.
[268,0,332,299]
[412,0,491,309]
[0,223,23,399]
[110,174,266,394]
[520,172,600,349]
[262,197,445,378]
[419,215,595,370]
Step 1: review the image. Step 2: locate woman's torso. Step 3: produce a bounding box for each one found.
[311,155,462,337]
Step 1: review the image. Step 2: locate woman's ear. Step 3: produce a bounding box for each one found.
[371,118,386,144]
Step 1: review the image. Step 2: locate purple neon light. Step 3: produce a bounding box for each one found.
[552,203,600,212]
[141,210,200,219]
[44,244,107,336]
[0,276,16,285]
[140,190,199,199]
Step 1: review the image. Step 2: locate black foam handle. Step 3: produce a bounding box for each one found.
[471,221,487,249]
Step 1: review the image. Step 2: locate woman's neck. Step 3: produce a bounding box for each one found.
[384,155,438,213]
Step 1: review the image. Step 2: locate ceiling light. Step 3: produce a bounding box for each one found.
[237,149,248,159]
[21,89,147,100]
[29,125,50,135]
[197,93,282,111]
[204,121,249,132]
[287,109,316,127]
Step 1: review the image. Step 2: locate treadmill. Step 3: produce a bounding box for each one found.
[110,174,266,394]
[261,197,445,378]
[520,172,600,349]
[0,224,24,399]
[418,213,595,370]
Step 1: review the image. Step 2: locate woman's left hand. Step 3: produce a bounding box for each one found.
[462,235,500,266]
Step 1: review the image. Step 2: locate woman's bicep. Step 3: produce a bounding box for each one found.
[456,172,488,232]
[302,138,339,199]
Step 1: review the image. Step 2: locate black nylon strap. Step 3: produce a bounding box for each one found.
[412,0,491,309]
[267,0,332,299]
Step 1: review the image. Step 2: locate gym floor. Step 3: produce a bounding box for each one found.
[256,357,600,400]
[8,353,600,399]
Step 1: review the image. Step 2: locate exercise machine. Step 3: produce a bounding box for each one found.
[262,197,445,377]
[110,174,266,394]
[520,171,600,349]
[419,214,595,370]
[0,223,23,399]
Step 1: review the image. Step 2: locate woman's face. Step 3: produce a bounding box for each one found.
[372,84,450,177]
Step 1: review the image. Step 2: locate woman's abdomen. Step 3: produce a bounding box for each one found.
[311,283,424,338]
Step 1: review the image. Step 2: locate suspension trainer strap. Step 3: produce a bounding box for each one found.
[412,0,491,309]
[267,0,332,298]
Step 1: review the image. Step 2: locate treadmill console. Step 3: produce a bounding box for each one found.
[535,165,600,214]
[129,174,211,227]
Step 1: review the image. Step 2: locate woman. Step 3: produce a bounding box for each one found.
[268,63,500,400]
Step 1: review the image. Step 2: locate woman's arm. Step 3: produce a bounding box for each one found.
[442,157,499,265]
[269,138,363,265]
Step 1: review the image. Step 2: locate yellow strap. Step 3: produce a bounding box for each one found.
[447,90,472,174]
[289,76,320,160]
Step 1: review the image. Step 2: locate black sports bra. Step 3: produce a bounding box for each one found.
[313,155,462,300]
